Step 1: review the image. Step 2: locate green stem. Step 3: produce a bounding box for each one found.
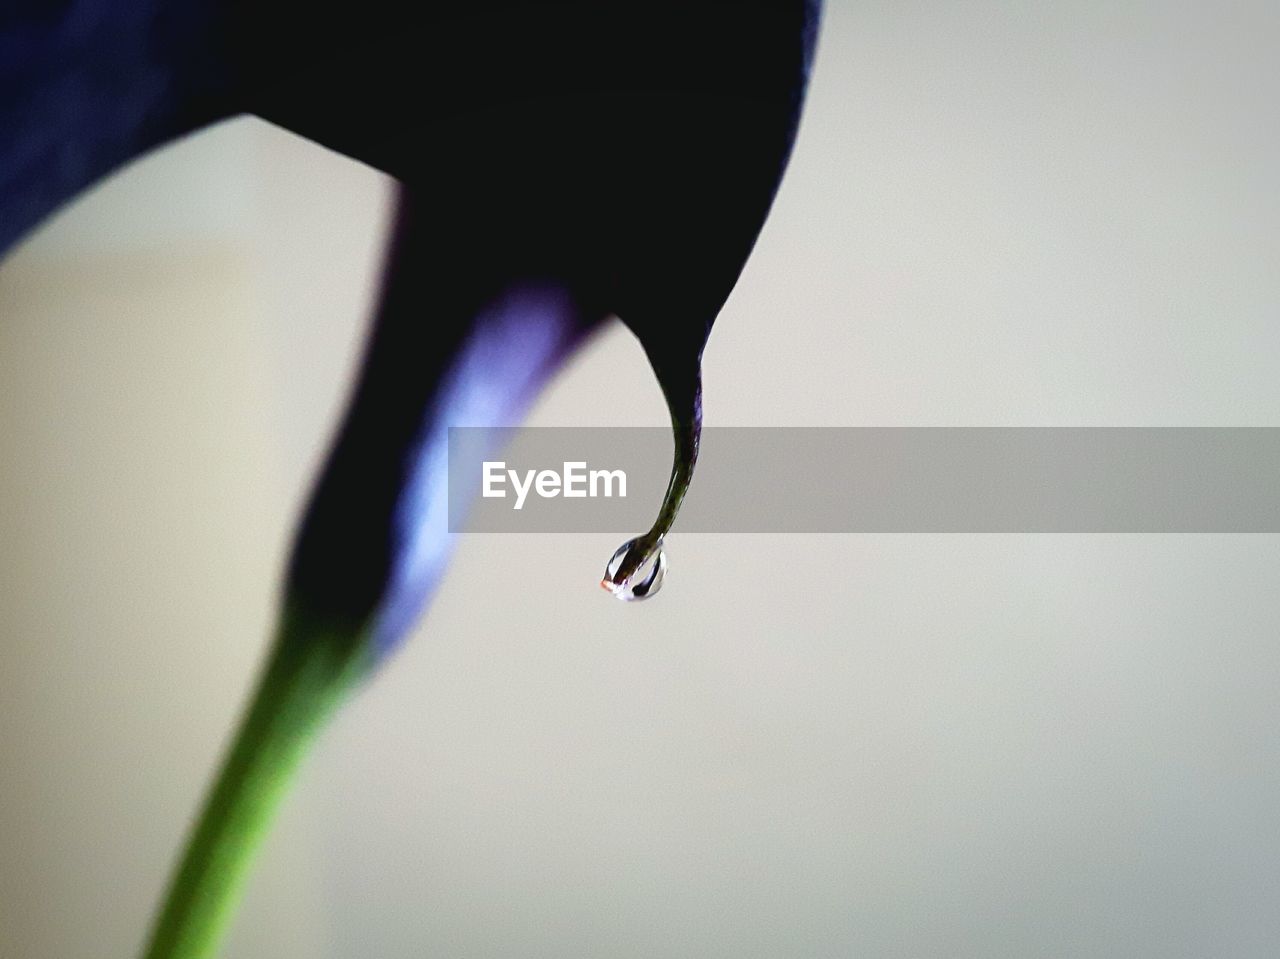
[142,609,371,959]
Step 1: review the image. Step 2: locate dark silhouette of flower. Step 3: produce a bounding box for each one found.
[2,3,820,955]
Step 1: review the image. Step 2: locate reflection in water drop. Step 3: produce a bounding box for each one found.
[601,537,666,601]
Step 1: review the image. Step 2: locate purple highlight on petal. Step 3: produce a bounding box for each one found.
[371,283,586,657]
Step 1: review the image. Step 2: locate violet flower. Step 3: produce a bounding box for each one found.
[2,3,820,956]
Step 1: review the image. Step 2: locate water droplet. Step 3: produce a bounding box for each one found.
[601,537,666,601]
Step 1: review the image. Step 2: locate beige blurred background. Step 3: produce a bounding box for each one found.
[3,2,1280,956]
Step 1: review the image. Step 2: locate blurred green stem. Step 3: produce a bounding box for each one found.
[142,609,369,959]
